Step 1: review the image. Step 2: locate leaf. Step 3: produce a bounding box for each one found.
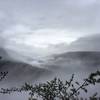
[75,82,80,85]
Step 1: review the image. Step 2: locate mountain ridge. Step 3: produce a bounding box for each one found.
[0,60,51,86]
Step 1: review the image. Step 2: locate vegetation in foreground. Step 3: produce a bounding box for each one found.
[0,57,100,100]
[0,70,100,100]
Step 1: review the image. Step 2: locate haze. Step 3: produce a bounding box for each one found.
[0,0,100,100]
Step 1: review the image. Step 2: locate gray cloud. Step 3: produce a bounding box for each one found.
[0,0,100,65]
[69,34,100,51]
[0,0,100,33]
[0,1,100,100]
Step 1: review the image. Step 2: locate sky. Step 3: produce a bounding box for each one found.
[0,1,100,99]
[0,0,100,59]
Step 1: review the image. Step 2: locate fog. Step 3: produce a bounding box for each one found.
[0,0,100,99]
[0,50,100,100]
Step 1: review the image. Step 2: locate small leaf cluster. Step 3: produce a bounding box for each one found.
[0,72,8,82]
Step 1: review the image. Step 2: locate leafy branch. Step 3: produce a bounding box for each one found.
[0,70,100,100]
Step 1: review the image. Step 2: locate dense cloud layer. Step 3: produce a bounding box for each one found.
[0,0,100,46]
[69,34,100,51]
[0,0,100,33]
[0,0,100,79]
[0,0,100,60]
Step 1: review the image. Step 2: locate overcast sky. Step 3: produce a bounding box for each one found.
[1,1,100,100]
[0,0,100,53]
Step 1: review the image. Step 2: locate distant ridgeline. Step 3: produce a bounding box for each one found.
[0,56,51,85]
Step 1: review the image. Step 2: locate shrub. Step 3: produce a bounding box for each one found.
[0,70,100,100]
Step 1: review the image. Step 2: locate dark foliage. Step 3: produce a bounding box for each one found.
[0,55,100,100]
[0,70,100,100]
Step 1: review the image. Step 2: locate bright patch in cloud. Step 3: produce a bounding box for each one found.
[24,29,78,48]
[2,26,78,49]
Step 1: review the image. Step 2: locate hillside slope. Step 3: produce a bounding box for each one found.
[46,52,100,71]
[0,60,51,86]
